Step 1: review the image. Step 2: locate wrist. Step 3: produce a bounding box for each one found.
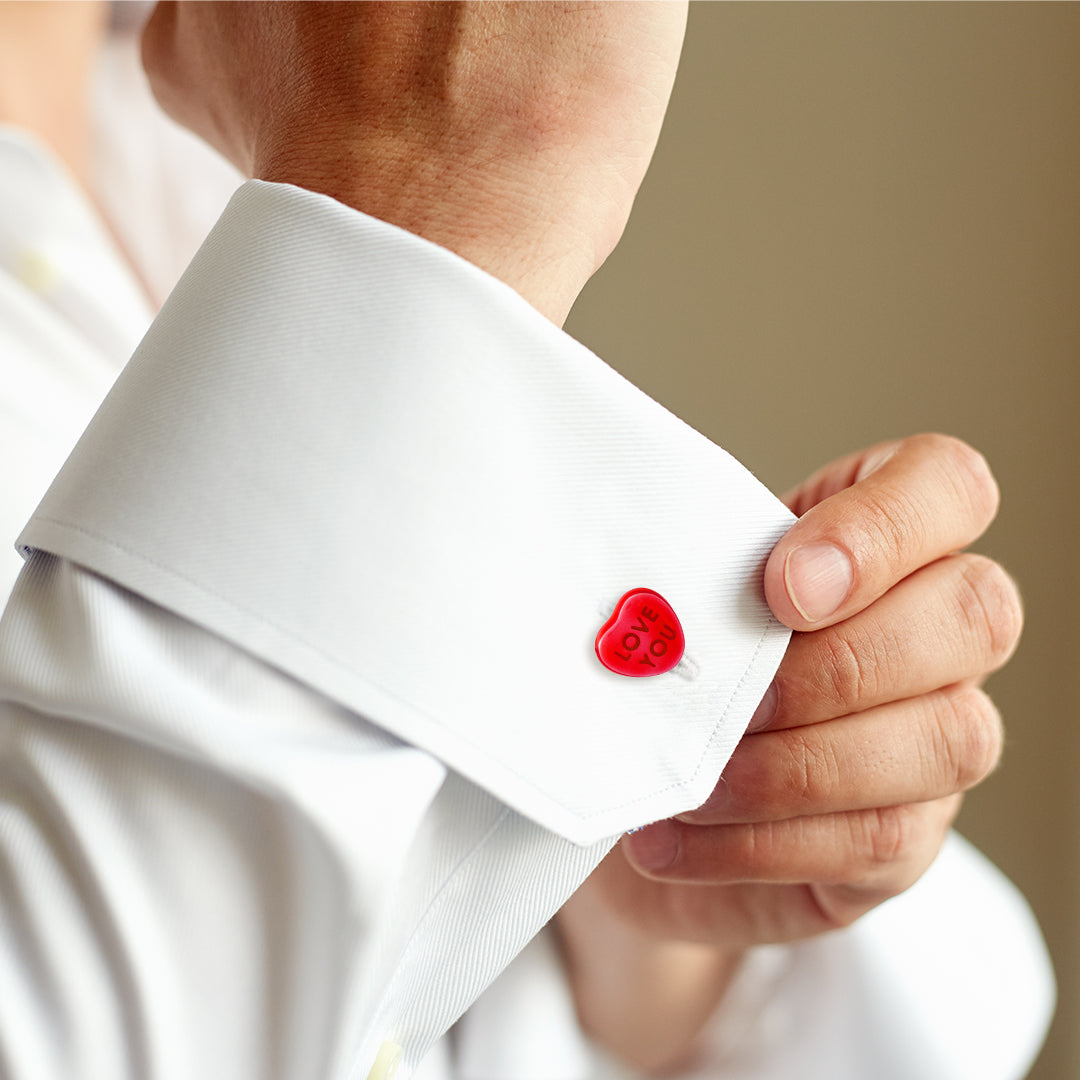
[142,2,686,326]
[256,133,595,326]
[556,881,743,1073]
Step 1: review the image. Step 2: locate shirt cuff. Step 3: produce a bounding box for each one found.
[19,179,793,844]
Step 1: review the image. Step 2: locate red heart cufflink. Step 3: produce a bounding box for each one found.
[595,588,685,677]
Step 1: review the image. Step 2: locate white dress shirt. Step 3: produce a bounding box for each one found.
[0,37,1055,1080]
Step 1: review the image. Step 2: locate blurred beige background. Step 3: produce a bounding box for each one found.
[566,4,1080,1078]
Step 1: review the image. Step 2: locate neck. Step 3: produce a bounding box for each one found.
[0,1,109,186]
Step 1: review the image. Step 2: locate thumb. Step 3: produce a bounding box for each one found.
[764,434,999,631]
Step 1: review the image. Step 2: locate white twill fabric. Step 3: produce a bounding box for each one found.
[18,180,794,844]
[0,39,1055,1080]
[5,175,798,1076]
[0,558,608,1076]
[0,127,146,547]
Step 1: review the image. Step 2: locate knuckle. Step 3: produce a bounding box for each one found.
[939,687,1004,791]
[851,435,999,571]
[814,623,901,714]
[783,732,841,814]
[954,554,1024,669]
[807,811,923,931]
[817,630,870,712]
[807,884,867,932]
[722,823,773,878]
[922,433,1000,529]
[862,805,918,868]
[937,792,966,833]
[817,803,956,927]
[855,488,923,572]
[825,907,863,931]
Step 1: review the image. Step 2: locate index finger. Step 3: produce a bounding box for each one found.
[764,434,1000,631]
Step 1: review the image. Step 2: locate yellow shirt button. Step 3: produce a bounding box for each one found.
[14,249,60,294]
[365,1041,403,1080]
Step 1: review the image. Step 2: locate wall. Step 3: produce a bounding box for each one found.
[566,5,1080,1077]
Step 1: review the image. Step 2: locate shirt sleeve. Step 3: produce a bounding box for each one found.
[1,180,795,1079]
[454,836,1053,1080]
[18,180,794,846]
[0,553,614,1080]
[610,832,1054,1080]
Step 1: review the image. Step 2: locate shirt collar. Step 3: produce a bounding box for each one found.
[19,180,792,845]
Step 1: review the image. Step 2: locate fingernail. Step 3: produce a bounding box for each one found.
[784,543,853,622]
[746,680,778,733]
[624,819,679,871]
[677,775,730,823]
[853,442,901,483]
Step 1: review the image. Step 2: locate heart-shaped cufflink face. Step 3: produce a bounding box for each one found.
[595,588,685,677]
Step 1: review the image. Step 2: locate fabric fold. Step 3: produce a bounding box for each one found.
[19,180,793,843]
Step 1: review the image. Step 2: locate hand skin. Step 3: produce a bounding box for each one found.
[556,434,1020,1072]
[141,0,688,325]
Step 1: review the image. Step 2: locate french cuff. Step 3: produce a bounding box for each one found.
[18,180,793,846]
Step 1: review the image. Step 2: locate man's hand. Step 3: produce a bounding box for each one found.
[558,434,1021,1071]
[141,0,687,324]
